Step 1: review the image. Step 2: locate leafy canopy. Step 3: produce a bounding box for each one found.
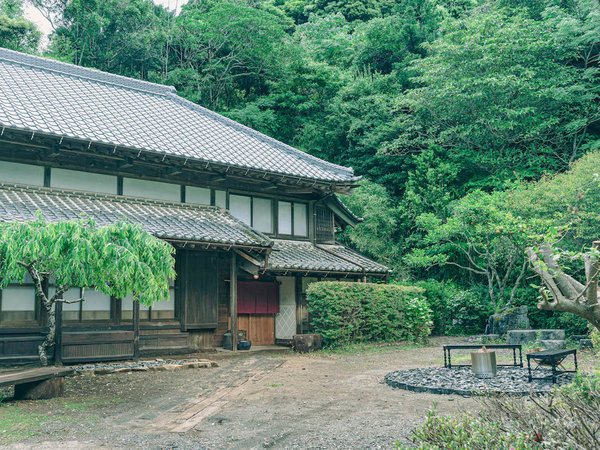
[0,216,175,305]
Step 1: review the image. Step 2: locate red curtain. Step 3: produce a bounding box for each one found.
[237,281,279,314]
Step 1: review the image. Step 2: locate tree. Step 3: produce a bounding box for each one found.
[386,6,600,190]
[0,216,175,365]
[407,190,529,310]
[527,242,600,329]
[0,0,41,52]
[163,0,289,110]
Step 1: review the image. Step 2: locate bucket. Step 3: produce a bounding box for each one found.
[471,349,497,378]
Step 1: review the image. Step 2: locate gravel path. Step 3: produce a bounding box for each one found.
[1,341,480,449]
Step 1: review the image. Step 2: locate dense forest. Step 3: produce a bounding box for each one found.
[2,0,600,335]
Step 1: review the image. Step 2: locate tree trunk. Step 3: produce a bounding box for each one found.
[39,301,55,366]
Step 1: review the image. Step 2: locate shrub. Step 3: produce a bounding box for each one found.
[413,374,600,449]
[416,280,492,335]
[306,282,432,347]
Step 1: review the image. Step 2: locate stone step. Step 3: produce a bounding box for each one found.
[506,330,537,345]
[539,339,566,350]
[537,329,565,341]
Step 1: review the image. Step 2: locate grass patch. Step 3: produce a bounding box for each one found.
[313,341,424,357]
[0,404,55,445]
[0,396,123,445]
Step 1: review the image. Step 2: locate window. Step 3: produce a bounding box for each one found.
[252,197,272,233]
[0,161,44,186]
[215,190,227,209]
[228,194,273,233]
[278,201,308,237]
[0,285,37,323]
[293,203,308,237]
[121,280,175,321]
[51,168,117,194]
[278,201,292,235]
[229,195,252,225]
[123,178,180,202]
[186,186,211,205]
[59,287,111,322]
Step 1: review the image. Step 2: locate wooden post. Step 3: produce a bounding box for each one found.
[133,299,140,359]
[230,252,238,351]
[54,299,63,366]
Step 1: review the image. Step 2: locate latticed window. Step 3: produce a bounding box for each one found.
[315,205,334,243]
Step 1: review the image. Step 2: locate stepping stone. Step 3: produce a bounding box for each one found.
[537,329,565,340]
[506,330,537,345]
[539,339,566,350]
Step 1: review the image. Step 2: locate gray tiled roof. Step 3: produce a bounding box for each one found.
[317,244,390,273]
[0,48,357,184]
[0,184,271,248]
[268,240,390,274]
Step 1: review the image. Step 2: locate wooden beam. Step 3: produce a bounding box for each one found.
[235,249,262,267]
[230,253,238,351]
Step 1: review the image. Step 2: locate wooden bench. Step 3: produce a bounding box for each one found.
[0,367,74,400]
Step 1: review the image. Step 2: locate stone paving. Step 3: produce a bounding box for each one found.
[385,366,574,396]
[70,358,218,375]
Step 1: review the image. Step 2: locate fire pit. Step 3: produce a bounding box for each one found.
[471,347,497,378]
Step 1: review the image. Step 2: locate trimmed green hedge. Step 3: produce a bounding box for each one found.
[306,282,432,347]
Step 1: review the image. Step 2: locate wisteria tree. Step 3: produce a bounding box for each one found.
[0,215,176,365]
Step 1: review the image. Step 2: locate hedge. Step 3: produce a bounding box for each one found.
[306,282,433,347]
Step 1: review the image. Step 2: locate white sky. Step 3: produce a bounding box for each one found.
[24,0,187,44]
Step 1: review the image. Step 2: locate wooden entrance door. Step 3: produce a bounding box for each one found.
[237,281,279,345]
[237,314,275,345]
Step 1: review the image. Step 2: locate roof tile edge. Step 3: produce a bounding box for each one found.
[0,48,176,96]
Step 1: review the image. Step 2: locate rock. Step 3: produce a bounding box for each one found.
[537,329,565,341]
[579,339,593,349]
[132,366,150,372]
[485,306,530,336]
[569,335,588,341]
[150,366,166,372]
[113,367,132,373]
[94,368,113,375]
[182,362,200,369]
[162,364,182,371]
[467,334,500,344]
[506,330,537,345]
[293,334,323,353]
[14,377,65,400]
[539,339,566,350]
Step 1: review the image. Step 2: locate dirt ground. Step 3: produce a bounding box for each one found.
[0,338,496,449]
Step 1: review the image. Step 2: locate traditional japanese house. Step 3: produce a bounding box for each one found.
[0,48,390,365]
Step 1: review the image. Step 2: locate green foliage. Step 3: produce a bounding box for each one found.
[416,280,493,335]
[0,0,40,52]
[386,5,600,190]
[407,189,530,310]
[306,282,432,346]
[413,374,600,448]
[591,327,600,350]
[338,179,401,273]
[0,216,175,305]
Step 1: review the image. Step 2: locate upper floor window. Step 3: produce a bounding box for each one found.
[278,201,308,237]
[123,177,181,202]
[229,194,273,233]
[186,186,211,205]
[0,161,44,186]
[51,168,117,194]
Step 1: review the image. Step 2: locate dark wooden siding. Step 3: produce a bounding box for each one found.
[179,250,219,330]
